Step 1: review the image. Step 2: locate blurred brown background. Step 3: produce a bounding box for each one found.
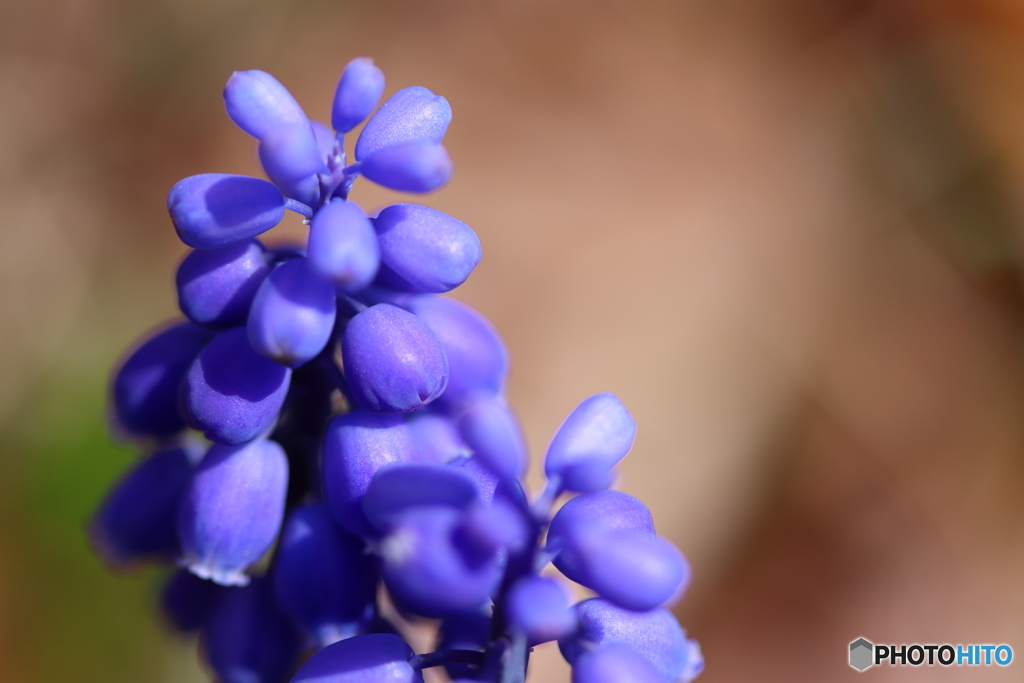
[3,0,1024,681]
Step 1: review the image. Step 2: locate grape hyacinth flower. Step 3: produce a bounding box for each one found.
[94,57,703,683]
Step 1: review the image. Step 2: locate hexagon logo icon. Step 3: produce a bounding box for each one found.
[850,638,874,671]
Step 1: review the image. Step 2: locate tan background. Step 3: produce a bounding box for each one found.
[2,0,1024,681]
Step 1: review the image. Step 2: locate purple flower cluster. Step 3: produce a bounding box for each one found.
[92,58,703,683]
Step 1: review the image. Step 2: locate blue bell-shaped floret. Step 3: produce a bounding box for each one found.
[547,490,653,585]
[453,498,529,563]
[544,393,636,493]
[372,205,480,293]
[289,633,422,683]
[258,123,325,206]
[558,599,693,683]
[361,461,478,532]
[380,505,502,618]
[90,445,194,566]
[176,239,271,328]
[273,503,376,646]
[177,439,289,585]
[454,455,527,510]
[506,575,576,645]
[168,174,285,249]
[457,397,527,481]
[354,86,451,161]
[182,327,291,444]
[360,142,453,193]
[307,198,380,293]
[571,644,667,683]
[341,303,448,414]
[201,577,303,683]
[558,524,689,611]
[321,411,417,538]
[223,70,309,141]
[407,295,507,412]
[407,410,471,463]
[332,58,386,134]
[247,257,336,368]
[111,321,215,438]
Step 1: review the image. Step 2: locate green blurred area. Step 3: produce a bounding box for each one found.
[1,362,202,683]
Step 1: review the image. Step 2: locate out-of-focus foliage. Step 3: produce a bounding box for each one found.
[1,366,198,682]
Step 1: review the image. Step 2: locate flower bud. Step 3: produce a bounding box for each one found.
[168,174,285,249]
[547,490,654,585]
[177,439,289,585]
[507,576,575,645]
[355,86,451,161]
[454,498,529,561]
[201,578,302,683]
[457,398,527,481]
[360,142,452,193]
[273,503,376,646]
[545,393,636,492]
[223,70,309,140]
[381,506,501,618]
[373,205,480,293]
[565,527,689,611]
[161,568,225,633]
[342,303,448,413]
[290,633,422,683]
[455,455,528,509]
[182,327,291,445]
[176,240,270,328]
[332,57,386,134]
[407,410,471,463]
[558,599,693,683]
[322,411,417,538]
[247,257,336,368]
[362,462,478,532]
[259,124,325,181]
[90,446,193,566]
[307,198,380,292]
[558,460,617,493]
[571,644,665,683]
[112,321,214,437]
[407,296,507,411]
[258,123,325,206]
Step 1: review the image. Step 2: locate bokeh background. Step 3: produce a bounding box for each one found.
[3,0,1024,681]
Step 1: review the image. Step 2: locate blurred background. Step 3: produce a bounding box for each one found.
[3,0,1024,680]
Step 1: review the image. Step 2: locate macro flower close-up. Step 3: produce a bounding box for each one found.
[92,56,702,683]
[4,2,1024,683]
